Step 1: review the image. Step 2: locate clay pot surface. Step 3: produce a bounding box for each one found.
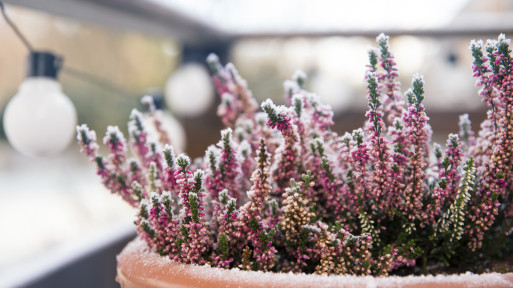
[117,238,513,288]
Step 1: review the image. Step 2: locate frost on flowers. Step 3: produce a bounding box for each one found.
[78,34,513,275]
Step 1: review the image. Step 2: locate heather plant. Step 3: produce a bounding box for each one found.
[77,34,513,275]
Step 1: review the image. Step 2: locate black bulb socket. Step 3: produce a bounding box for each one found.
[26,51,63,79]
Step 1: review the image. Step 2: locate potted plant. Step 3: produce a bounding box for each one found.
[77,34,513,287]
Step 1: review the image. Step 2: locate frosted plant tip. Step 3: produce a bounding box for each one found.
[206,53,219,63]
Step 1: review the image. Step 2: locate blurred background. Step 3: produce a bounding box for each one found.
[0,0,512,287]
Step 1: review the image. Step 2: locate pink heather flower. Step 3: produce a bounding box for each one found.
[76,124,99,160]
[204,128,243,203]
[261,99,300,198]
[374,33,403,125]
[458,113,476,153]
[77,35,513,276]
[103,126,127,171]
[128,109,151,168]
[207,54,258,128]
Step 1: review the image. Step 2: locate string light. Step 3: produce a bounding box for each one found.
[165,62,214,117]
[0,2,151,157]
[1,1,77,157]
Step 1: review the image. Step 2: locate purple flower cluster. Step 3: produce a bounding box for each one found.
[78,34,513,275]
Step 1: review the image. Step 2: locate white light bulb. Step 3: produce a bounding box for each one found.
[3,78,77,157]
[165,63,214,117]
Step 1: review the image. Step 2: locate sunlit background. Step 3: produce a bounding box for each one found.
[0,0,512,286]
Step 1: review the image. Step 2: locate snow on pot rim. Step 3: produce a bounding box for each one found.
[116,238,513,288]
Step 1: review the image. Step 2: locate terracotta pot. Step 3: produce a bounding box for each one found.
[117,238,513,288]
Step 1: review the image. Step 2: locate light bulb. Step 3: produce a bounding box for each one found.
[3,52,77,157]
[165,63,214,117]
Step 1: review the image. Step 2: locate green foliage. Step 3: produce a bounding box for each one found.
[470,41,485,69]
[141,220,155,239]
[161,193,173,218]
[218,234,229,256]
[193,171,204,194]
[269,199,278,218]
[261,101,285,126]
[95,156,106,172]
[367,73,381,114]
[163,146,175,168]
[188,192,201,223]
[293,96,303,118]
[226,198,237,223]
[352,129,364,146]
[208,148,217,172]
[411,77,425,106]
[368,49,378,72]
[219,189,229,205]
[176,155,190,172]
[139,202,148,219]
[151,193,161,216]
[180,223,189,238]
[258,228,276,250]
[148,163,158,192]
[130,111,144,133]
[249,216,260,232]
[497,37,512,73]
[78,128,91,145]
[377,35,392,71]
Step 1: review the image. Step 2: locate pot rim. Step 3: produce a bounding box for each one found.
[117,238,513,288]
